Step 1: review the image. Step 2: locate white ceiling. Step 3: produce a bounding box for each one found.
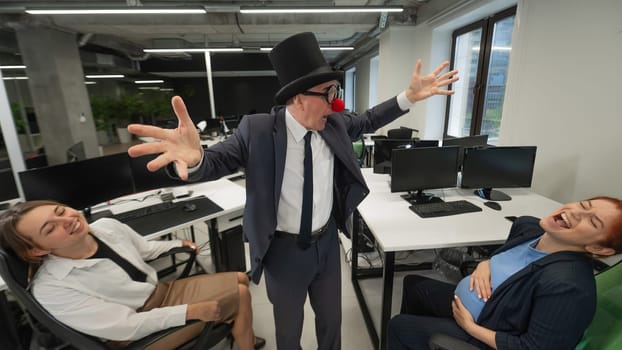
[0,0,435,68]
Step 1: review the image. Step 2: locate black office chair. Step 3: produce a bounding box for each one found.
[0,246,231,350]
[387,128,413,139]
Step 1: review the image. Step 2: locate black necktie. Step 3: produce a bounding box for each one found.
[298,131,313,249]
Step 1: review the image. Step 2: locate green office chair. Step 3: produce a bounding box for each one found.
[352,135,367,167]
[575,260,622,350]
[429,260,622,350]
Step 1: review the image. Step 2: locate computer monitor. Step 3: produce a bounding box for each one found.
[413,140,440,148]
[19,153,135,215]
[222,115,240,131]
[461,146,537,201]
[0,168,19,202]
[442,135,489,169]
[373,139,415,174]
[387,128,413,139]
[199,118,222,135]
[66,141,86,162]
[390,146,459,204]
[130,154,186,192]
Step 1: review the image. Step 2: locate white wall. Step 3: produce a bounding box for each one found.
[377,26,436,138]
[353,53,372,114]
[500,0,622,203]
[373,0,622,203]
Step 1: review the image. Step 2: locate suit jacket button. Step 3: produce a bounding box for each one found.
[254,257,261,263]
[268,234,274,240]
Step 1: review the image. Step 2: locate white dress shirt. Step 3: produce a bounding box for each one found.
[275,109,335,234]
[31,218,184,341]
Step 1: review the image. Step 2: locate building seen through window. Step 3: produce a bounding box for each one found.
[444,6,516,145]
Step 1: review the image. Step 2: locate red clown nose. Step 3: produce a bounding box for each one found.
[331,98,345,112]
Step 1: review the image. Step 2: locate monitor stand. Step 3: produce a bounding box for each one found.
[401,190,443,205]
[474,188,512,201]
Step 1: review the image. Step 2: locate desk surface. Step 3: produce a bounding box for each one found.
[140,135,227,149]
[95,178,245,240]
[358,168,561,252]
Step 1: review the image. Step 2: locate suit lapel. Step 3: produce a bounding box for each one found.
[273,108,288,213]
[319,121,365,186]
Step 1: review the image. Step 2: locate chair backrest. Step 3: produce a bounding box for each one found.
[0,248,108,350]
[575,260,622,350]
[387,128,413,139]
[351,135,366,166]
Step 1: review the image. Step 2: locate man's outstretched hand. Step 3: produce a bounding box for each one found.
[405,59,459,103]
[127,96,202,180]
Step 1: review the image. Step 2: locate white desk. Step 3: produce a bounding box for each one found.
[200,135,227,148]
[352,168,561,350]
[96,178,246,272]
[101,178,244,238]
[139,135,227,149]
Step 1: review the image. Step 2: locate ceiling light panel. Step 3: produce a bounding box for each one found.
[240,6,403,14]
[26,8,206,15]
[144,48,243,53]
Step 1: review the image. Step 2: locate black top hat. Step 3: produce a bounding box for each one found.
[269,32,344,105]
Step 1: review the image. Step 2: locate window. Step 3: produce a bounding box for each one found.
[345,67,356,112]
[444,6,516,145]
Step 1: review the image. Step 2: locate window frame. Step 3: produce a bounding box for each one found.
[443,5,517,139]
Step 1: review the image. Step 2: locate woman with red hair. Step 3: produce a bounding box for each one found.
[389,196,622,350]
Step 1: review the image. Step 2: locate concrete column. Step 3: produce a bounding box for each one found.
[15,25,98,165]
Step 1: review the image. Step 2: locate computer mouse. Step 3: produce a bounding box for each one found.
[182,203,197,212]
[484,201,502,211]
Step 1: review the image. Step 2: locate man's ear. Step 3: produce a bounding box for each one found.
[585,244,616,257]
[27,247,50,258]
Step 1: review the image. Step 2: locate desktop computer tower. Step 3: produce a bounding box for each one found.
[214,225,247,273]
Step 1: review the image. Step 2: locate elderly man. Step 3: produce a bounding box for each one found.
[128,32,458,349]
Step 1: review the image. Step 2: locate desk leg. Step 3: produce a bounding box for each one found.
[365,145,373,168]
[380,251,395,350]
[351,210,380,349]
[207,218,223,272]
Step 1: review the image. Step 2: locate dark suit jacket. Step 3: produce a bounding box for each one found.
[476,216,596,350]
[187,97,407,282]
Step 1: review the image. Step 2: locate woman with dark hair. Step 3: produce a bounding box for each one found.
[388,196,622,350]
[0,200,265,350]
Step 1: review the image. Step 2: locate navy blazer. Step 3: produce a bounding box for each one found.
[474,216,596,350]
[187,97,408,282]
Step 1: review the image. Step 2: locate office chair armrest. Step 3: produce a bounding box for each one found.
[155,246,197,279]
[128,321,231,350]
[125,320,201,350]
[429,333,481,350]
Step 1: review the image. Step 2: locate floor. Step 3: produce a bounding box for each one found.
[98,144,451,350]
[170,221,448,350]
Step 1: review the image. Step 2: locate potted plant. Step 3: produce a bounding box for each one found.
[116,95,145,143]
[90,96,114,145]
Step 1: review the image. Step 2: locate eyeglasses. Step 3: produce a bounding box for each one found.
[301,84,342,104]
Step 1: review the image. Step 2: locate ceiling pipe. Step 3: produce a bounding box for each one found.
[333,0,420,68]
[78,33,92,47]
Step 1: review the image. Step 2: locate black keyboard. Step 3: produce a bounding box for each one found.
[114,201,177,221]
[112,196,224,236]
[409,200,482,218]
